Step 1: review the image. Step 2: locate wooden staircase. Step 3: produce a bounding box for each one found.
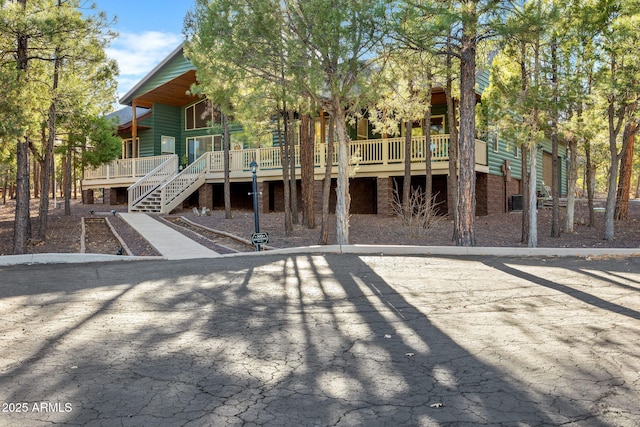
[128,153,208,214]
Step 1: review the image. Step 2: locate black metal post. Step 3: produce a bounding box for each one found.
[250,160,260,251]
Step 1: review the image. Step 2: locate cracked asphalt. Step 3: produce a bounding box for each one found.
[1,253,639,426]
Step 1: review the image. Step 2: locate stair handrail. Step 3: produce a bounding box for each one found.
[159,153,209,210]
[128,154,179,208]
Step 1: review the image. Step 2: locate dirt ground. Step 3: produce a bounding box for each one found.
[0,197,639,256]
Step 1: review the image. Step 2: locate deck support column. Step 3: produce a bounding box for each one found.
[313,179,325,217]
[198,183,213,210]
[82,189,94,205]
[377,176,393,216]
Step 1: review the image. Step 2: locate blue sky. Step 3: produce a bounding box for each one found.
[89,1,194,102]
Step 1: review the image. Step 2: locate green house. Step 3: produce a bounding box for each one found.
[85,44,567,216]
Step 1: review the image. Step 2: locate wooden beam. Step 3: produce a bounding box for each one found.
[132,100,138,158]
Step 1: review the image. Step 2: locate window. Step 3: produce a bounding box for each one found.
[315,116,332,144]
[488,130,499,153]
[186,135,222,163]
[161,136,175,155]
[357,117,369,140]
[122,138,139,158]
[430,115,445,134]
[185,99,220,130]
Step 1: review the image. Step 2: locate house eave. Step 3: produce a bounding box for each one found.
[119,43,186,106]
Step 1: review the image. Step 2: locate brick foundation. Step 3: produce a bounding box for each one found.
[376,177,392,216]
[82,189,94,204]
[313,180,325,216]
[476,173,488,217]
[103,188,125,205]
[485,174,522,215]
[198,183,214,210]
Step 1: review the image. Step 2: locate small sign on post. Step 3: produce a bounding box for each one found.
[251,232,269,250]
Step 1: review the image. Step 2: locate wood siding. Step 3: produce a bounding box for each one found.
[152,104,181,156]
[133,52,194,100]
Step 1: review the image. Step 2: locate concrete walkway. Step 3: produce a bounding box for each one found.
[119,213,220,260]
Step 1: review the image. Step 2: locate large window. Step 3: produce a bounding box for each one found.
[185,99,220,130]
[161,136,175,155]
[187,135,222,163]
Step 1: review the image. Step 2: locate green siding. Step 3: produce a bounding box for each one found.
[151,104,181,156]
[487,135,568,195]
[138,129,154,157]
[476,70,491,95]
[132,51,194,100]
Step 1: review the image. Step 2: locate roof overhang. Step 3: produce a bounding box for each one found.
[131,69,199,108]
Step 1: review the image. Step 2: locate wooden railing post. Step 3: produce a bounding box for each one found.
[254,148,261,169]
[319,143,326,169]
[382,139,389,165]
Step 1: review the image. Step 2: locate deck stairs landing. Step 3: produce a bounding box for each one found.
[128,153,208,214]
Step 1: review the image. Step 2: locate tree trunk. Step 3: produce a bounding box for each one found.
[615,122,637,220]
[550,41,560,238]
[424,109,432,203]
[445,61,458,235]
[456,6,477,247]
[32,158,39,198]
[73,149,77,199]
[319,115,334,245]
[36,52,61,239]
[2,171,8,205]
[332,102,351,245]
[13,0,30,254]
[403,120,413,215]
[604,99,626,240]
[64,143,72,215]
[528,144,538,247]
[278,112,293,235]
[585,141,596,227]
[288,113,298,225]
[521,145,529,243]
[300,113,315,228]
[565,137,578,233]
[223,112,232,219]
[550,124,560,236]
[14,137,30,254]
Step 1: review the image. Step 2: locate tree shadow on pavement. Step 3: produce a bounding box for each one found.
[482,257,640,320]
[1,255,637,425]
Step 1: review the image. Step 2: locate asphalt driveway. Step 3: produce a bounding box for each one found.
[1,254,639,426]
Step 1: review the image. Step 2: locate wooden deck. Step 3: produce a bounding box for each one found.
[83,135,488,189]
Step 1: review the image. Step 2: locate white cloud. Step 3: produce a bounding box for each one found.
[106,31,183,98]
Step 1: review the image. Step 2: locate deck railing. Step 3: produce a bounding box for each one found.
[84,154,175,181]
[85,134,487,182]
[160,153,208,212]
[128,154,178,208]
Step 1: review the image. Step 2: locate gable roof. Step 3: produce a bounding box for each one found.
[106,106,152,132]
[119,43,198,107]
